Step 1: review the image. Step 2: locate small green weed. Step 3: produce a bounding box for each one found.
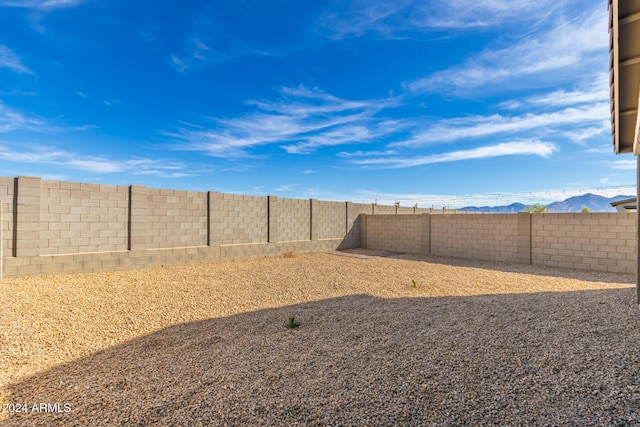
[287,316,300,329]
[411,279,417,288]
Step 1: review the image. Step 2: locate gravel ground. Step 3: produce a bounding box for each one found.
[1,249,639,426]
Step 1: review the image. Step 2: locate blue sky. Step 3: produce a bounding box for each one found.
[0,0,635,208]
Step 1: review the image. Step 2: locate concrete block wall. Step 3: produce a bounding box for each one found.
[396,206,415,215]
[316,200,346,239]
[0,176,15,257]
[427,209,459,214]
[366,215,423,253]
[373,204,396,215]
[1,175,427,277]
[345,203,372,249]
[40,181,129,255]
[6,174,634,278]
[531,213,636,273]
[220,194,268,245]
[431,214,520,263]
[362,212,638,274]
[278,197,311,241]
[146,188,207,249]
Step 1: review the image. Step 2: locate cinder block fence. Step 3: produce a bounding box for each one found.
[0,176,450,277]
[363,213,637,274]
[1,175,635,277]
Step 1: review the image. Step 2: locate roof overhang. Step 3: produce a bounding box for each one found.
[609,0,640,154]
[610,197,637,206]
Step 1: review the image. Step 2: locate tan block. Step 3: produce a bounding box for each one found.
[616,245,636,254]
[617,259,636,270]
[17,264,43,275]
[616,217,635,226]
[59,181,81,190]
[588,251,607,259]
[606,265,628,274]
[597,257,618,267]
[60,261,84,272]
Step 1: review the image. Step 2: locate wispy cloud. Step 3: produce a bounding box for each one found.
[527,85,609,107]
[584,144,613,154]
[337,149,397,158]
[521,73,610,108]
[413,0,561,29]
[351,140,556,169]
[169,55,189,72]
[274,183,296,192]
[168,12,271,73]
[282,125,380,154]
[563,120,610,144]
[0,0,84,9]
[391,103,608,148]
[165,85,404,157]
[0,101,98,134]
[319,0,414,39]
[407,7,607,94]
[483,75,612,145]
[319,0,563,39]
[0,45,32,74]
[611,159,637,170]
[0,102,46,132]
[0,144,198,177]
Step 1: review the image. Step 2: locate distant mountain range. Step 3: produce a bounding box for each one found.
[459,193,635,213]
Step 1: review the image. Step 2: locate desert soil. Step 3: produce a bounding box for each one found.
[1,249,639,426]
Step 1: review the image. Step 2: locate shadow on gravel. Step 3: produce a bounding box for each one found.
[4,288,640,426]
[337,249,636,285]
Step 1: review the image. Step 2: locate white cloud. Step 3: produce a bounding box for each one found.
[166,85,405,157]
[408,7,607,93]
[527,87,609,108]
[337,149,397,158]
[169,55,189,72]
[563,121,610,144]
[274,184,296,192]
[168,13,270,73]
[0,144,196,177]
[495,74,609,113]
[282,125,376,154]
[611,159,637,170]
[65,157,123,173]
[247,85,391,117]
[0,101,98,135]
[497,100,522,110]
[584,144,613,154]
[351,140,556,168]
[319,0,414,39]
[0,45,32,74]
[0,0,83,8]
[169,39,217,73]
[0,102,46,132]
[191,39,211,61]
[414,0,560,29]
[319,0,564,39]
[525,73,610,107]
[392,103,608,148]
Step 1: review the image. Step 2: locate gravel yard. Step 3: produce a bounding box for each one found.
[1,249,639,426]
